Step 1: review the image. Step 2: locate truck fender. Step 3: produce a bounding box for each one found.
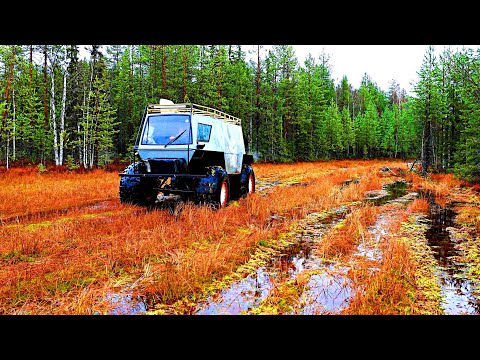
[195,166,227,195]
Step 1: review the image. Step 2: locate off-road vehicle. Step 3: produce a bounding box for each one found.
[119,99,255,208]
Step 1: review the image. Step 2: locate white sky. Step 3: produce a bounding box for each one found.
[289,45,479,96]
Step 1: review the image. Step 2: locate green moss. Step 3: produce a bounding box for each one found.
[0,250,38,263]
[400,217,444,314]
[42,273,97,295]
[258,240,269,247]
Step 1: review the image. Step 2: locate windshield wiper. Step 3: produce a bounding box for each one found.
[164,128,187,148]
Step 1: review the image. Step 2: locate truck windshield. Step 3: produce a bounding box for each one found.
[141,114,192,145]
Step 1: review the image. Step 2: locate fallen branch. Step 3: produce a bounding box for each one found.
[409,159,419,172]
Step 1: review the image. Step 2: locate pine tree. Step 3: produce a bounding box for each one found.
[93,73,119,167]
[451,47,480,181]
[413,45,446,174]
[341,106,355,157]
[324,100,343,158]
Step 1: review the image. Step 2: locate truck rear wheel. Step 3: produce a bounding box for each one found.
[247,171,255,195]
[239,164,255,197]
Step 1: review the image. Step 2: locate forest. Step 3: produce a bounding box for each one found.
[0,45,479,181]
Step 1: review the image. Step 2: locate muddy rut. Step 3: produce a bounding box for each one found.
[190,181,415,315]
[148,176,479,315]
[107,175,430,315]
[26,167,475,315]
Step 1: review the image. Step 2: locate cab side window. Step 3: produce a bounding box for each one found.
[197,123,212,142]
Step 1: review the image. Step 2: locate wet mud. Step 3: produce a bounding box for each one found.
[365,180,408,206]
[193,182,414,315]
[422,194,480,314]
[193,210,349,315]
[105,173,480,315]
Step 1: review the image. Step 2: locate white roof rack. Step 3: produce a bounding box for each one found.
[146,103,242,126]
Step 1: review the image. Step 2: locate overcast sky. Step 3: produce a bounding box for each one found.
[258,45,479,96]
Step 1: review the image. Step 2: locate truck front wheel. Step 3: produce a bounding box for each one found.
[119,163,158,206]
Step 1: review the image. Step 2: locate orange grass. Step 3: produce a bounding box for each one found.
[340,171,384,203]
[344,235,418,314]
[408,171,462,198]
[0,159,409,314]
[455,205,480,232]
[344,210,441,315]
[0,168,119,221]
[407,198,430,215]
[317,204,381,258]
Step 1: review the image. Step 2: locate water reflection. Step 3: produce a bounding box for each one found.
[424,200,480,314]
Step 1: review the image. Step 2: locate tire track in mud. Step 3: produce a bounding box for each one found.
[192,207,350,315]
[106,174,344,315]
[190,180,416,315]
[295,190,418,315]
[106,173,406,315]
[0,199,119,225]
[420,193,480,314]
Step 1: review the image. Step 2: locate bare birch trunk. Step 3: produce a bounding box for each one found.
[83,53,95,169]
[59,47,68,165]
[43,46,49,132]
[255,45,261,154]
[12,89,16,160]
[80,86,86,167]
[50,66,59,166]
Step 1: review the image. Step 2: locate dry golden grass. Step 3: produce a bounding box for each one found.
[343,209,442,315]
[0,159,417,314]
[345,236,418,314]
[408,171,462,198]
[0,168,119,221]
[407,198,430,215]
[317,204,381,258]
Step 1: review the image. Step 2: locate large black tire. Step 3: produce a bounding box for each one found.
[239,164,255,197]
[214,173,230,208]
[119,163,158,206]
[195,165,230,208]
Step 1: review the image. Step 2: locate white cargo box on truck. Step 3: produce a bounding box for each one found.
[137,102,245,174]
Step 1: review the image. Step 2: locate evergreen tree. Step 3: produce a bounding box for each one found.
[413,45,446,173]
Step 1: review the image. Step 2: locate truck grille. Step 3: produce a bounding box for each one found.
[147,159,187,174]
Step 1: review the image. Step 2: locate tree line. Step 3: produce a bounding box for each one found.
[0,45,478,181]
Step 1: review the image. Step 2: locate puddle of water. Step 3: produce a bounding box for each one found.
[298,264,352,315]
[108,180,420,315]
[193,211,347,315]
[354,214,389,263]
[87,201,110,210]
[256,180,281,193]
[194,268,275,315]
[423,197,480,314]
[192,182,413,316]
[366,181,408,206]
[104,292,147,315]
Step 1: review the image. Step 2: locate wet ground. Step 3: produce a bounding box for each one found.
[104,176,480,315]
[190,181,413,315]
[422,195,480,314]
[194,210,349,315]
